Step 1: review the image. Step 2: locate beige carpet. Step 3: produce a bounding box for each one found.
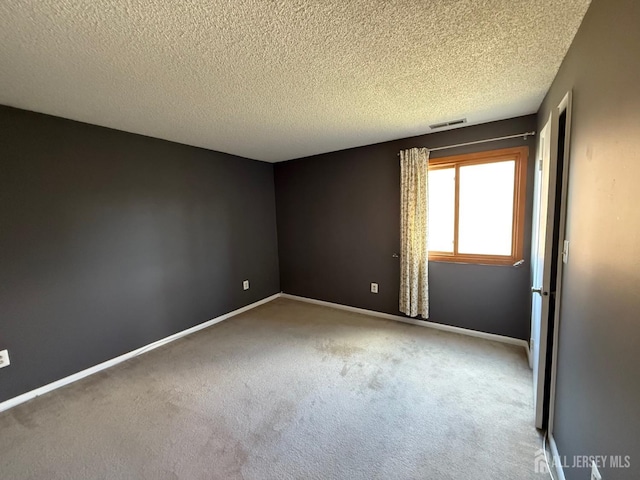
[0,298,542,479]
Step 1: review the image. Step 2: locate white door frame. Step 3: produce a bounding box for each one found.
[547,91,573,435]
[531,90,573,429]
[532,112,556,428]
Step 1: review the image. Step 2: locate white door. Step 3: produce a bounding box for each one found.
[530,114,556,428]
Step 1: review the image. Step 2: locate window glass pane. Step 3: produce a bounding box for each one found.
[428,167,455,253]
[458,160,515,255]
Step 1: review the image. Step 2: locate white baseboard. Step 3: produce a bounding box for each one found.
[526,341,533,369]
[1,292,528,413]
[549,434,567,480]
[281,293,529,349]
[0,293,281,414]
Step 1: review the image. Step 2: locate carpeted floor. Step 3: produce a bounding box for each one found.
[0,298,542,479]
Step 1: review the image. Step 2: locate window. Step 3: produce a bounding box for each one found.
[428,146,528,265]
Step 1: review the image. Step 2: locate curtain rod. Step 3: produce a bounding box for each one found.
[398,131,536,155]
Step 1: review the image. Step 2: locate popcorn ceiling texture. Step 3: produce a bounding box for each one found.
[0,1,590,162]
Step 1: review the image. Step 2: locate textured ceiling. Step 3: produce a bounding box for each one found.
[0,1,591,162]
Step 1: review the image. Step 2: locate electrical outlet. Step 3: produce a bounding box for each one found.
[591,461,602,480]
[0,350,10,369]
[371,282,378,294]
[243,280,249,291]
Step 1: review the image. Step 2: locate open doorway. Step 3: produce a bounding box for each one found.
[530,92,572,430]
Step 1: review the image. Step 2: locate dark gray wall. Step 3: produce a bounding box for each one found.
[275,115,537,340]
[0,106,280,403]
[537,0,640,478]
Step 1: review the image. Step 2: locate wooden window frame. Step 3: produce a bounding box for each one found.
[428,146,528,266]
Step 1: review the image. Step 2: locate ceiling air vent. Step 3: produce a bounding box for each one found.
[429,118,467,130]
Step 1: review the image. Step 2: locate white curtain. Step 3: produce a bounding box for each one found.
[399,147,430,318]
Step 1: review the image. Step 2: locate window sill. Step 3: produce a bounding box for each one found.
[428,254,521,266]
